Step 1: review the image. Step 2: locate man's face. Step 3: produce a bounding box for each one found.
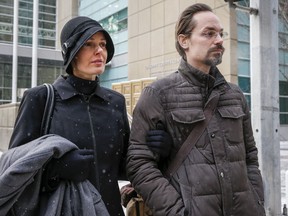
[179,11,226,73]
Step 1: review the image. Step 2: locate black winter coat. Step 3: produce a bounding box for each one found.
[9,75,130,216]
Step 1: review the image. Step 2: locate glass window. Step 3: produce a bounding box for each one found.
[39,0,56,6]
[19,9,33,19]
[238,76,250,93]
[10,0,57,48]
[38,65,64,84]
[280,98,288,112]
[238,59,250,76]
[280,114,288,124]
[18,64,31,88]
[39,13,55,21]
[19,1,33,10]
[0,7,13,15]
[280,80,288,96]
[0,15,13,23]
[0,32,13,43]
[39,21,56,30]
[237,24,249,42]
[100,8,128,34]
[3,64,12,88]
[39,5,56,14]
[237,4,288,125]
[2,0,13,7]
[18,35,32,46]
[1,88,12,101]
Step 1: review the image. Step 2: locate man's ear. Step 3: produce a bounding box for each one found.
[178,34,189,49]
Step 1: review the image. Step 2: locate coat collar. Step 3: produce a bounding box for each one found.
[178,58,229,92]
[52,75,111,102]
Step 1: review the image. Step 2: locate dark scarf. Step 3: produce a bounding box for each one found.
[66,75,98,95]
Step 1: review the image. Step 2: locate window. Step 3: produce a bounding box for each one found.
[100,8,128,34]
[279,11,288,124]
[237,2,288,125]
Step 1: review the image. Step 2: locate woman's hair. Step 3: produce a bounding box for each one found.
[175,3,213,59]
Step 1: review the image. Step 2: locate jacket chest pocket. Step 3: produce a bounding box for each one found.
[170,109,205,139]
[217,106,245,145]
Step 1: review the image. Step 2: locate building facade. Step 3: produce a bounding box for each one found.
[0,1,286,127]
[78,0,128,88]
[127,0,288,136]
[0,0,63,104]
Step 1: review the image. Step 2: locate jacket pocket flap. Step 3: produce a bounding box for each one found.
[171,109,205,124]
[218,106,245,119]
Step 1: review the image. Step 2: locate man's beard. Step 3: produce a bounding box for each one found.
[204,55,223,66]
[204,45,225,66]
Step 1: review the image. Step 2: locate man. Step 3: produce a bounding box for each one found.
[126,3,265,216]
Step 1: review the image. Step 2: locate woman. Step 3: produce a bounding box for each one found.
[9,16,171,216]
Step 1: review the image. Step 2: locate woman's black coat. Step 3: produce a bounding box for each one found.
[9,75,130,216]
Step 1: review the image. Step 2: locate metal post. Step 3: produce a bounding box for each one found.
[250,0,281,215]
[12,0,19,103]
[32,0,39,87]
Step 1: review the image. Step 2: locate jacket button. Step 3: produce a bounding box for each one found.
[211,133,215,138]
[220,172,224,178]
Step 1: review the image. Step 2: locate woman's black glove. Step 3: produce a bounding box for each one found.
[47,149,94,182]
[146,122,173,158]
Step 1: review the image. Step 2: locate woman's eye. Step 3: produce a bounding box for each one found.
[84,42,93,47]
[99,42,106,49]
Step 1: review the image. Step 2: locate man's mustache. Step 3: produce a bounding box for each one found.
[208,45,225,53]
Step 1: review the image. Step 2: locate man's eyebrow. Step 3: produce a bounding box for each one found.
[203,27,224,31]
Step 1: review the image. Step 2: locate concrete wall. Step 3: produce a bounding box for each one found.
[0,103,19,151]
[56,0,79,50]
[127,0,237,83]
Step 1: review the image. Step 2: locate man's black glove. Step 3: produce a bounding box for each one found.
[146,122,173,158]
[48,149,94,182]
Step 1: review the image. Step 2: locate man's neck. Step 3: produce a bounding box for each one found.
[187,59,210,74]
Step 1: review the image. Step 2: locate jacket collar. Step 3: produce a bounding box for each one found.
[178,58,228,91]
[52,75,111,102]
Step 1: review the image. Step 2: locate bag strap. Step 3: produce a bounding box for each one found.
[164,93,220,178]
[40,83,55,136]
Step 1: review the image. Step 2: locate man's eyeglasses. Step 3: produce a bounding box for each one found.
[201,30,228,40]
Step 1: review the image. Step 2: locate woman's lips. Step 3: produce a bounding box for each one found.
[91,60,103,65]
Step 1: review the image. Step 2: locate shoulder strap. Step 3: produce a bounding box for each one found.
[164,93,220,178]
[41,83,55,136]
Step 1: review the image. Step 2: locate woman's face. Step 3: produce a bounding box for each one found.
[72,32,108,80]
